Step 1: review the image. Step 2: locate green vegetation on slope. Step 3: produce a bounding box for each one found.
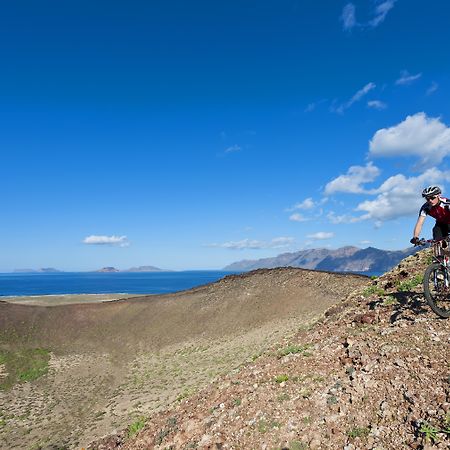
[0,348,50,390]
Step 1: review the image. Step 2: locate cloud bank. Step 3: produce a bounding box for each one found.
[369,112,450,167]
[334,82,376,114]
[83,235,130,247]
[395,70,422,86]
[325,162,380,195]
[341,1,396,31]
[306,232,334,240]
[207,237,295,250]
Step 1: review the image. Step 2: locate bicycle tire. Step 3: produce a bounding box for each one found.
[423,262,450,318]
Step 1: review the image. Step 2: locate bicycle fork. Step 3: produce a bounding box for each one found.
[436,257,450,288]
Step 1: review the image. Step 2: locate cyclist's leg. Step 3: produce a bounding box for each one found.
[432,222,448,239]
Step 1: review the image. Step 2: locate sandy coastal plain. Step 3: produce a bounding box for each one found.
[0,293,137,306]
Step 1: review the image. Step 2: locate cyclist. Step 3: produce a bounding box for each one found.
[411,186,450,245]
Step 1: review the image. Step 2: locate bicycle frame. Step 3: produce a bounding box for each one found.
[418,237,450,318]
[433,244,450,288]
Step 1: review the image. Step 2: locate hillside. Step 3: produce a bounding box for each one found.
[224,245,418,274]
[90,249,449,450]
[0,268,367,449]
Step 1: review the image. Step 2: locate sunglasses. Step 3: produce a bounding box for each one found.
[425,195,438,200]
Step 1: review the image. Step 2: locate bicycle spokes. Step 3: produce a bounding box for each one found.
[423,263,450,318]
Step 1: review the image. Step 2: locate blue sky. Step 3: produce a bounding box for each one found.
[2,0,450,271]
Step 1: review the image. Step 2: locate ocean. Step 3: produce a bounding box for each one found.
[0,271,239,297]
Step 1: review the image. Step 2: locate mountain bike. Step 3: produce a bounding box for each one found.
[416,237,450,318]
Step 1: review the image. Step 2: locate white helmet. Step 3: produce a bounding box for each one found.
[422,185,441,198]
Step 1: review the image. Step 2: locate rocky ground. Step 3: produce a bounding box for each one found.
[1,268,367,449]
[89,250,449,450]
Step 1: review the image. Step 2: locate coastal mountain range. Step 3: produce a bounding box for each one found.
[223,245,419,274]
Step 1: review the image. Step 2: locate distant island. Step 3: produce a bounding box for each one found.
[125,265,167,272]
[95,265,167,273]
[13,268,62,273]
[95,267,120,273]
[11,265,167,274]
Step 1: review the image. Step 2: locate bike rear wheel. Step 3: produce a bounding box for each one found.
[423,262,450,318]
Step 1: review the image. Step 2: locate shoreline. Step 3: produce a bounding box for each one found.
[0,293,140,306]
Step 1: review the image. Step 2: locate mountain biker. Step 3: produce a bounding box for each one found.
[410,186,450,245]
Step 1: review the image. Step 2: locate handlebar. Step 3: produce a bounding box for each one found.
[412,237,450,247]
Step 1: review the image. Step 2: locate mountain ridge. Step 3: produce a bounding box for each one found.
[223,245,418,274]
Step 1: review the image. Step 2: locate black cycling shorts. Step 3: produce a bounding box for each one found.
[433,222,450,240]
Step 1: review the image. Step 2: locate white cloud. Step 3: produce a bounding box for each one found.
[426,81,439,96]
[286,197,315,213]
[360,240,372,245]
[289,213,309,222]
[83,235,130,247]
[327,212,361,224]
[367,100,387,110]
[325,162,381,195]
[355,168,450,222]
[335,82,376,114]
[295,198,314,209]
[395,70,422,86]
[306,232,334,240]
[369,112,450,167]
[341,3,356,30]
[369,0,397,28]
[224,144,241,153]
[207,237,295,250]
[341,1,396,32]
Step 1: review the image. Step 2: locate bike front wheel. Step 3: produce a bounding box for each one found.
[423,263,450,318]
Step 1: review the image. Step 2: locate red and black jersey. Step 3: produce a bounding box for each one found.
[419,196,450,223]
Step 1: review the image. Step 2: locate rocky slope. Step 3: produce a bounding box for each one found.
[90,249,449,450]
[0,268,367,449]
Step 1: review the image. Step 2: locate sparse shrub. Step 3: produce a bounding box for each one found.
[0,348,50,390]
[274,374,289,383]
[419,422,440,443]
[176,389,193,402]
[278,344,312,358]
[382,295,398,306]
[327,394,338,405]
[397,274,423,292]
[348,426,370,439]
[289,441,308,450]
[277,393,290,402]
[233,398,241,406]
[94,410,106,420]
[155,417,178,445]
[362,285,385,297]
[127,417,146,438]
[300,388,312,398]
[252,352,262,361]
[257,419,280,433]
[370,275,378,280]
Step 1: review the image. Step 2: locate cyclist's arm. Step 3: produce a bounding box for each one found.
[413,215,426,239]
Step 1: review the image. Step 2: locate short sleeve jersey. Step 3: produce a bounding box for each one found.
[419,196,450,223]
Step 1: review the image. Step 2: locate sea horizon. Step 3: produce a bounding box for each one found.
[0,270,239,297]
